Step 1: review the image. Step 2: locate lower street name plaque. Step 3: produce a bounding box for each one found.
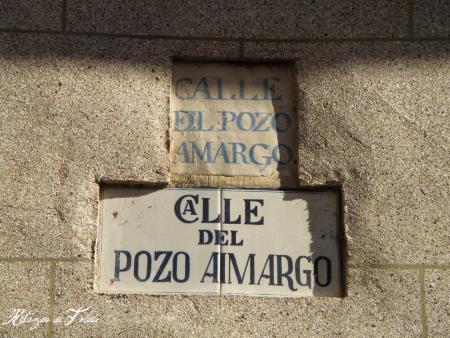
[96,187,342,297]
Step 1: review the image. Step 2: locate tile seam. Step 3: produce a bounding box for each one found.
[0,29,448,43]
[47,261,56,338]
[348,264,450,270]
[61,0,67,32]
[238,40,244,58]
[408,0,416,38]
[219,188,223,296]
[0,258,448,270]
[419,268,429,337]
[0,257,91,262]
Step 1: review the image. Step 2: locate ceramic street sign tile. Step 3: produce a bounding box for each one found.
[96,187,342,297]
[220,189,341,297]
[170,62,297,181]
[96,187,221,295]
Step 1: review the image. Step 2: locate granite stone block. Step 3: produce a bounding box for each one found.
[0,262,50,337]
[67,0,408,39]
[415,0,450,38]
[425,270,450,336]
[54,262,421,337]
[245,41,450,265]
[0,0,62,31]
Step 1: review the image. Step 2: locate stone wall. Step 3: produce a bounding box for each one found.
[0,1,448,337]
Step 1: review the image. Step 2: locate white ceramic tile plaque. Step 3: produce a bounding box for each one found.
[96,187,342,297]
[170,62,297,181]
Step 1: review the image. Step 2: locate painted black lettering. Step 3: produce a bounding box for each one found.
[201,198,220,223]
[295,256,312,288]
[276,255,297,291]
[201,252,219,283]
[174,194,199,223]
[314,256,332,287]
[244,199,264,225]
[152,251,173,283]
[228,253,255,284]
[173,252,190,283]
[257,254,275,285]
[113,250,131,281]
[134,251,152,282]
[223,198,241,224]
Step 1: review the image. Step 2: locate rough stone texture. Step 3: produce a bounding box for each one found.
[244,41,450,266]
[415,0,450,38]
[67,0,408,39]
[0,34,239,258]
[54,262,421,337]
[425,270,450,336]
[0,0,62,31]
[0,1,449,334]
[0,262,49,337]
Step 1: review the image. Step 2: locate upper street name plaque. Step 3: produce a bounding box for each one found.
[96,187,342,297]
[170,62,297,182]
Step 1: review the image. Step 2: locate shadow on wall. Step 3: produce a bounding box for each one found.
[277,189,343,297]
[0,32,448,69]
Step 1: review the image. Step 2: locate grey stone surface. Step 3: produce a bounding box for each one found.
[425,270,450,337]
[0,0,62,31]
[0,34,239,258]
[67,0,408,39]
[0,1,448,335]
[54,262,421,337]
[0,262,49,337]
[415,0,450,38]
[245,41,450,265]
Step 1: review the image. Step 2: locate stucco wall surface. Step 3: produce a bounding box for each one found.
[0,1,448,337]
